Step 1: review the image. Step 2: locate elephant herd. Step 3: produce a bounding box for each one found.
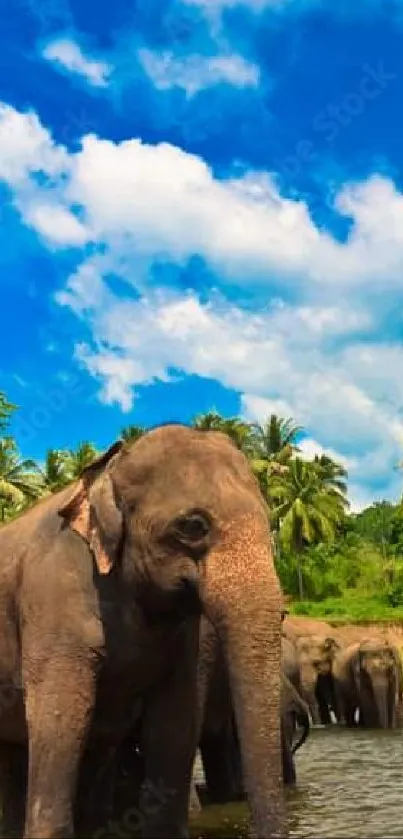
[286,624,403,732]
[187,617,403,816]
[0,423,401,838]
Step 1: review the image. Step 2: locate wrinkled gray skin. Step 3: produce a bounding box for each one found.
[293,635,341,724]
[0,424,286,839]
[333,640,403,728]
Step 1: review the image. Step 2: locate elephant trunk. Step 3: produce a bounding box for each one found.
[292,704,310,755]
[299,669,320,725]
[372,676,390,728]
[202,516,287,839]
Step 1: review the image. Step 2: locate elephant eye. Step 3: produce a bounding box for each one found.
[172,511,211,545]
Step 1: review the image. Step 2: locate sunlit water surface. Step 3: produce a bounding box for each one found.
[190,727,403,838]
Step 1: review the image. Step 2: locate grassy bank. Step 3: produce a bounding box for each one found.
[289,594,403,625]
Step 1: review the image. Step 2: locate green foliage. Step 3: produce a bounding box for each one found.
[0,437,45,521]
[291,594,403,624]
[121,425,145,443]
[0,391,17,432]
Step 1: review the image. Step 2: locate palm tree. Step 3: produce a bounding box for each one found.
[269,457,349,599]
[121,425,145,443]
[0,437,45,521]
[64,442,99,480]
[312,453,348,496]
[250,414,303,505]
[41,449,73,492]
[192,410,223,431]
[192,410,255,454]
[0,391,17,432]
[251,414,302,465]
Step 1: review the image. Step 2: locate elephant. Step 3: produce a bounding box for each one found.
[280,675,310,787]
[281,635,301,694]
[291,633,341,725]
[196,616,244,806]
[194,628,309,800]
[333,639,403,728]
[93,623,309,829]
[196,622,309,801]
[0,424,287,839]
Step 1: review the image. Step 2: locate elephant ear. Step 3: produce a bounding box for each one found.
[58,440,124,576]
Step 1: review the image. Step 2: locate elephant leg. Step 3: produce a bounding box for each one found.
[114,737,144,819]
[281,721,296,786]
[316,690,331,724]
[75,742,121,837]
[229,722,245,801]
[0,742,27,838]
[189,776,202,814]
[387,679,399,728]
[316,675,334,725]
[334,684,355,727]
[328,682,343,724]
[139,624,199,839]
[200,724,241,804]
[346,699,359,727]
[23,659,96,838]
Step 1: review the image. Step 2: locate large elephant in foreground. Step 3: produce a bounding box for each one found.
[0,424,287,838]
[333,639,403,728]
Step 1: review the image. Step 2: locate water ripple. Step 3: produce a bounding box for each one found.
[192,728,403,838]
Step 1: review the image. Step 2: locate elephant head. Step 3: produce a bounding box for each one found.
[58,424,286,838]
[352,640,402,728]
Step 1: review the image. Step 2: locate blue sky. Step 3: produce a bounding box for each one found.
[1,0,403,509]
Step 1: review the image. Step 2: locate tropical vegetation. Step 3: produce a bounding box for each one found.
[1,388,403,622]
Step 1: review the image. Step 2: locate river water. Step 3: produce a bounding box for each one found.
[190,727,403,838]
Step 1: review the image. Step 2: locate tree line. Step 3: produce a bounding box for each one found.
[1,391,403,616]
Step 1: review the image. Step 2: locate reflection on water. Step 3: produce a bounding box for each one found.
[190,728,403,838]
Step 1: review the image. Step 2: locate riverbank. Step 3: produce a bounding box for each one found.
[288,593,403,625]
[283,612,403,650]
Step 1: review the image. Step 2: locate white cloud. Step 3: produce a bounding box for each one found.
[3,105,403,292]
[0,104,68,187]
[138,48,260,96]
[2,101,403,505]
[61,135,403,291]
[23,203,89,247]
[297,437,358,472]
[55,275,403,503]
[42,38,112,88]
